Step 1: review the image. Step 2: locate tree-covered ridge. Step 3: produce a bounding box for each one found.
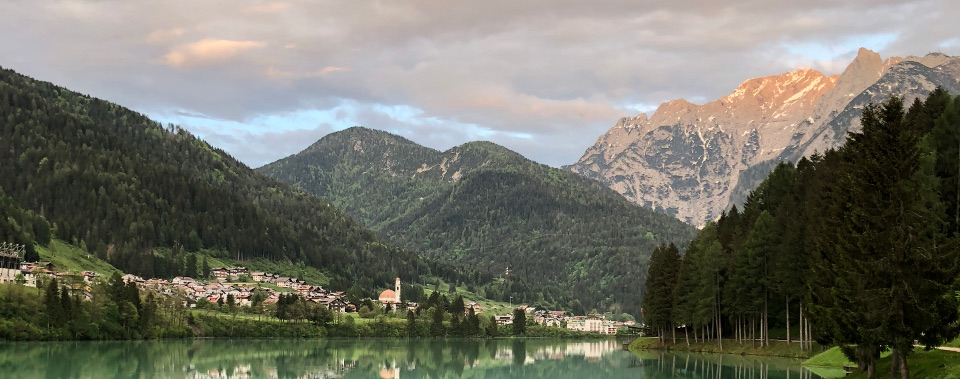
[0,66,421,293]
[0,189,51,262]
[261,127,533,230]
[642,89,960,378]
[260,127,699,317]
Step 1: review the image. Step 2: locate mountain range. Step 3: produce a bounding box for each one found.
[259,127,697,315]
[566,48,960,226]
[3,46,953,317]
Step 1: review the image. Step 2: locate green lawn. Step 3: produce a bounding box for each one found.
[846,349,960,379]
[945,337,960,348]
[804,346,858,369]
[629,335,820,359]
[36,239,120,276]
[422,278,516,316]
[190,309,284,323]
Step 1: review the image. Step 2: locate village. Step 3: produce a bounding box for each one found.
[1,245,629,335]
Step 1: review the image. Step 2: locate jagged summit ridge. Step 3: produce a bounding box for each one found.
[568,49,960,226]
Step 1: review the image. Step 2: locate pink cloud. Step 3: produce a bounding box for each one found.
[162,39,267,67]
[243,2,289,14]
[145,28,185,44]
[266,66,349,79]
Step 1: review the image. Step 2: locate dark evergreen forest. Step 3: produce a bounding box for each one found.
[642,90,960,378]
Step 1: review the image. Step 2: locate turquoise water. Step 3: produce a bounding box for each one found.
[0,338,825,378]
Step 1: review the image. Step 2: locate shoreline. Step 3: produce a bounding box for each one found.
[626,336,821,360]
[0,334,622,343]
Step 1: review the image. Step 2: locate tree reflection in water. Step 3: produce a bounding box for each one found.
[0,339,822,378]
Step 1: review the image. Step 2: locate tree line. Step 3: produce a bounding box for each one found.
[0,273,192,340]
[643,90,960,378]
[0,189,49,262]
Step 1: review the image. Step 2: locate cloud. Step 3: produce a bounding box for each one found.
[3,0,960,167]
[266,66,349,79]
[162,39,267,67]
[145,28,184,44]
[243,2,289,14]
[189,124,337,167]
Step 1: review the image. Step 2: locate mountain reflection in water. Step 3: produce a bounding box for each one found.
[0,338,826,378]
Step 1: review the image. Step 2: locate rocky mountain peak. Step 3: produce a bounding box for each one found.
[847,47,884,77]
[568,48,960,227]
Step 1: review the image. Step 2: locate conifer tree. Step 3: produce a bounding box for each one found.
[642,243,680,343]
[406,310,418,337]
[512,308,526,335]
[430,306,446,337]
[812,97,960,378]
[738,211,777,347]
[450,295,465,318]
[201,257,211,279]
[931,94,960,235]
[44,277,61,327]
[467,308,480,336]
[671,251,698,346]
[185,254,198,278]
[487,315,499,337]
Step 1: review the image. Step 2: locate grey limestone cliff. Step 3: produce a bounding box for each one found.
[568,48,960,226]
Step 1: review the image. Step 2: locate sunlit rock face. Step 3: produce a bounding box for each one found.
[568,49,960,226]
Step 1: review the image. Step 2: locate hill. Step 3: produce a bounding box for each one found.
[259,127,698,316]
[0,66,426,294]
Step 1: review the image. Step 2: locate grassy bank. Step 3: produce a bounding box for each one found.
[37,239,120,275]
[946,337,960,348]
[421,278,516,316]
[628,336,820,359]
[190,309,612,340]
[801,346,882,378]
[802,344,960,379]
[843,349,960,379]
[803,346,858,368]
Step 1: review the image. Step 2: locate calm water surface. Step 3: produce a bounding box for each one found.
[0,338,827,378]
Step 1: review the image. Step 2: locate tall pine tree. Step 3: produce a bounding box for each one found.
[812,97,960,378]
[642,243,681,343]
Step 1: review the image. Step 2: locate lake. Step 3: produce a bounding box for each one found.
[0,338,827,378]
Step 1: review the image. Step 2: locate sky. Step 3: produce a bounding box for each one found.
[2,1,959,168]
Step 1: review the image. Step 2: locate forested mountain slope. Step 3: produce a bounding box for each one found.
[0,67,420,292]
[260,127,698,316]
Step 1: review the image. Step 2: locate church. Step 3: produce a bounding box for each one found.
[378,277,401,305]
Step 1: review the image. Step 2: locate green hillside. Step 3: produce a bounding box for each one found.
[259,127,698,316]
[0,66,432,295]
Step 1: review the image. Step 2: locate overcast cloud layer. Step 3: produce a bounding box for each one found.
[2,0,959,167]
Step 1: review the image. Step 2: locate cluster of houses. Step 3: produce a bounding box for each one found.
[565,316,625,335]
[0,258,361,313]
[2,253,633,335]
[0,260,61,288]
[489,305,632,335]
[0,259,100,293]
[122,267,358,312]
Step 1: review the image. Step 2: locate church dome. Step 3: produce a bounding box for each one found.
[379,289,397,302]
